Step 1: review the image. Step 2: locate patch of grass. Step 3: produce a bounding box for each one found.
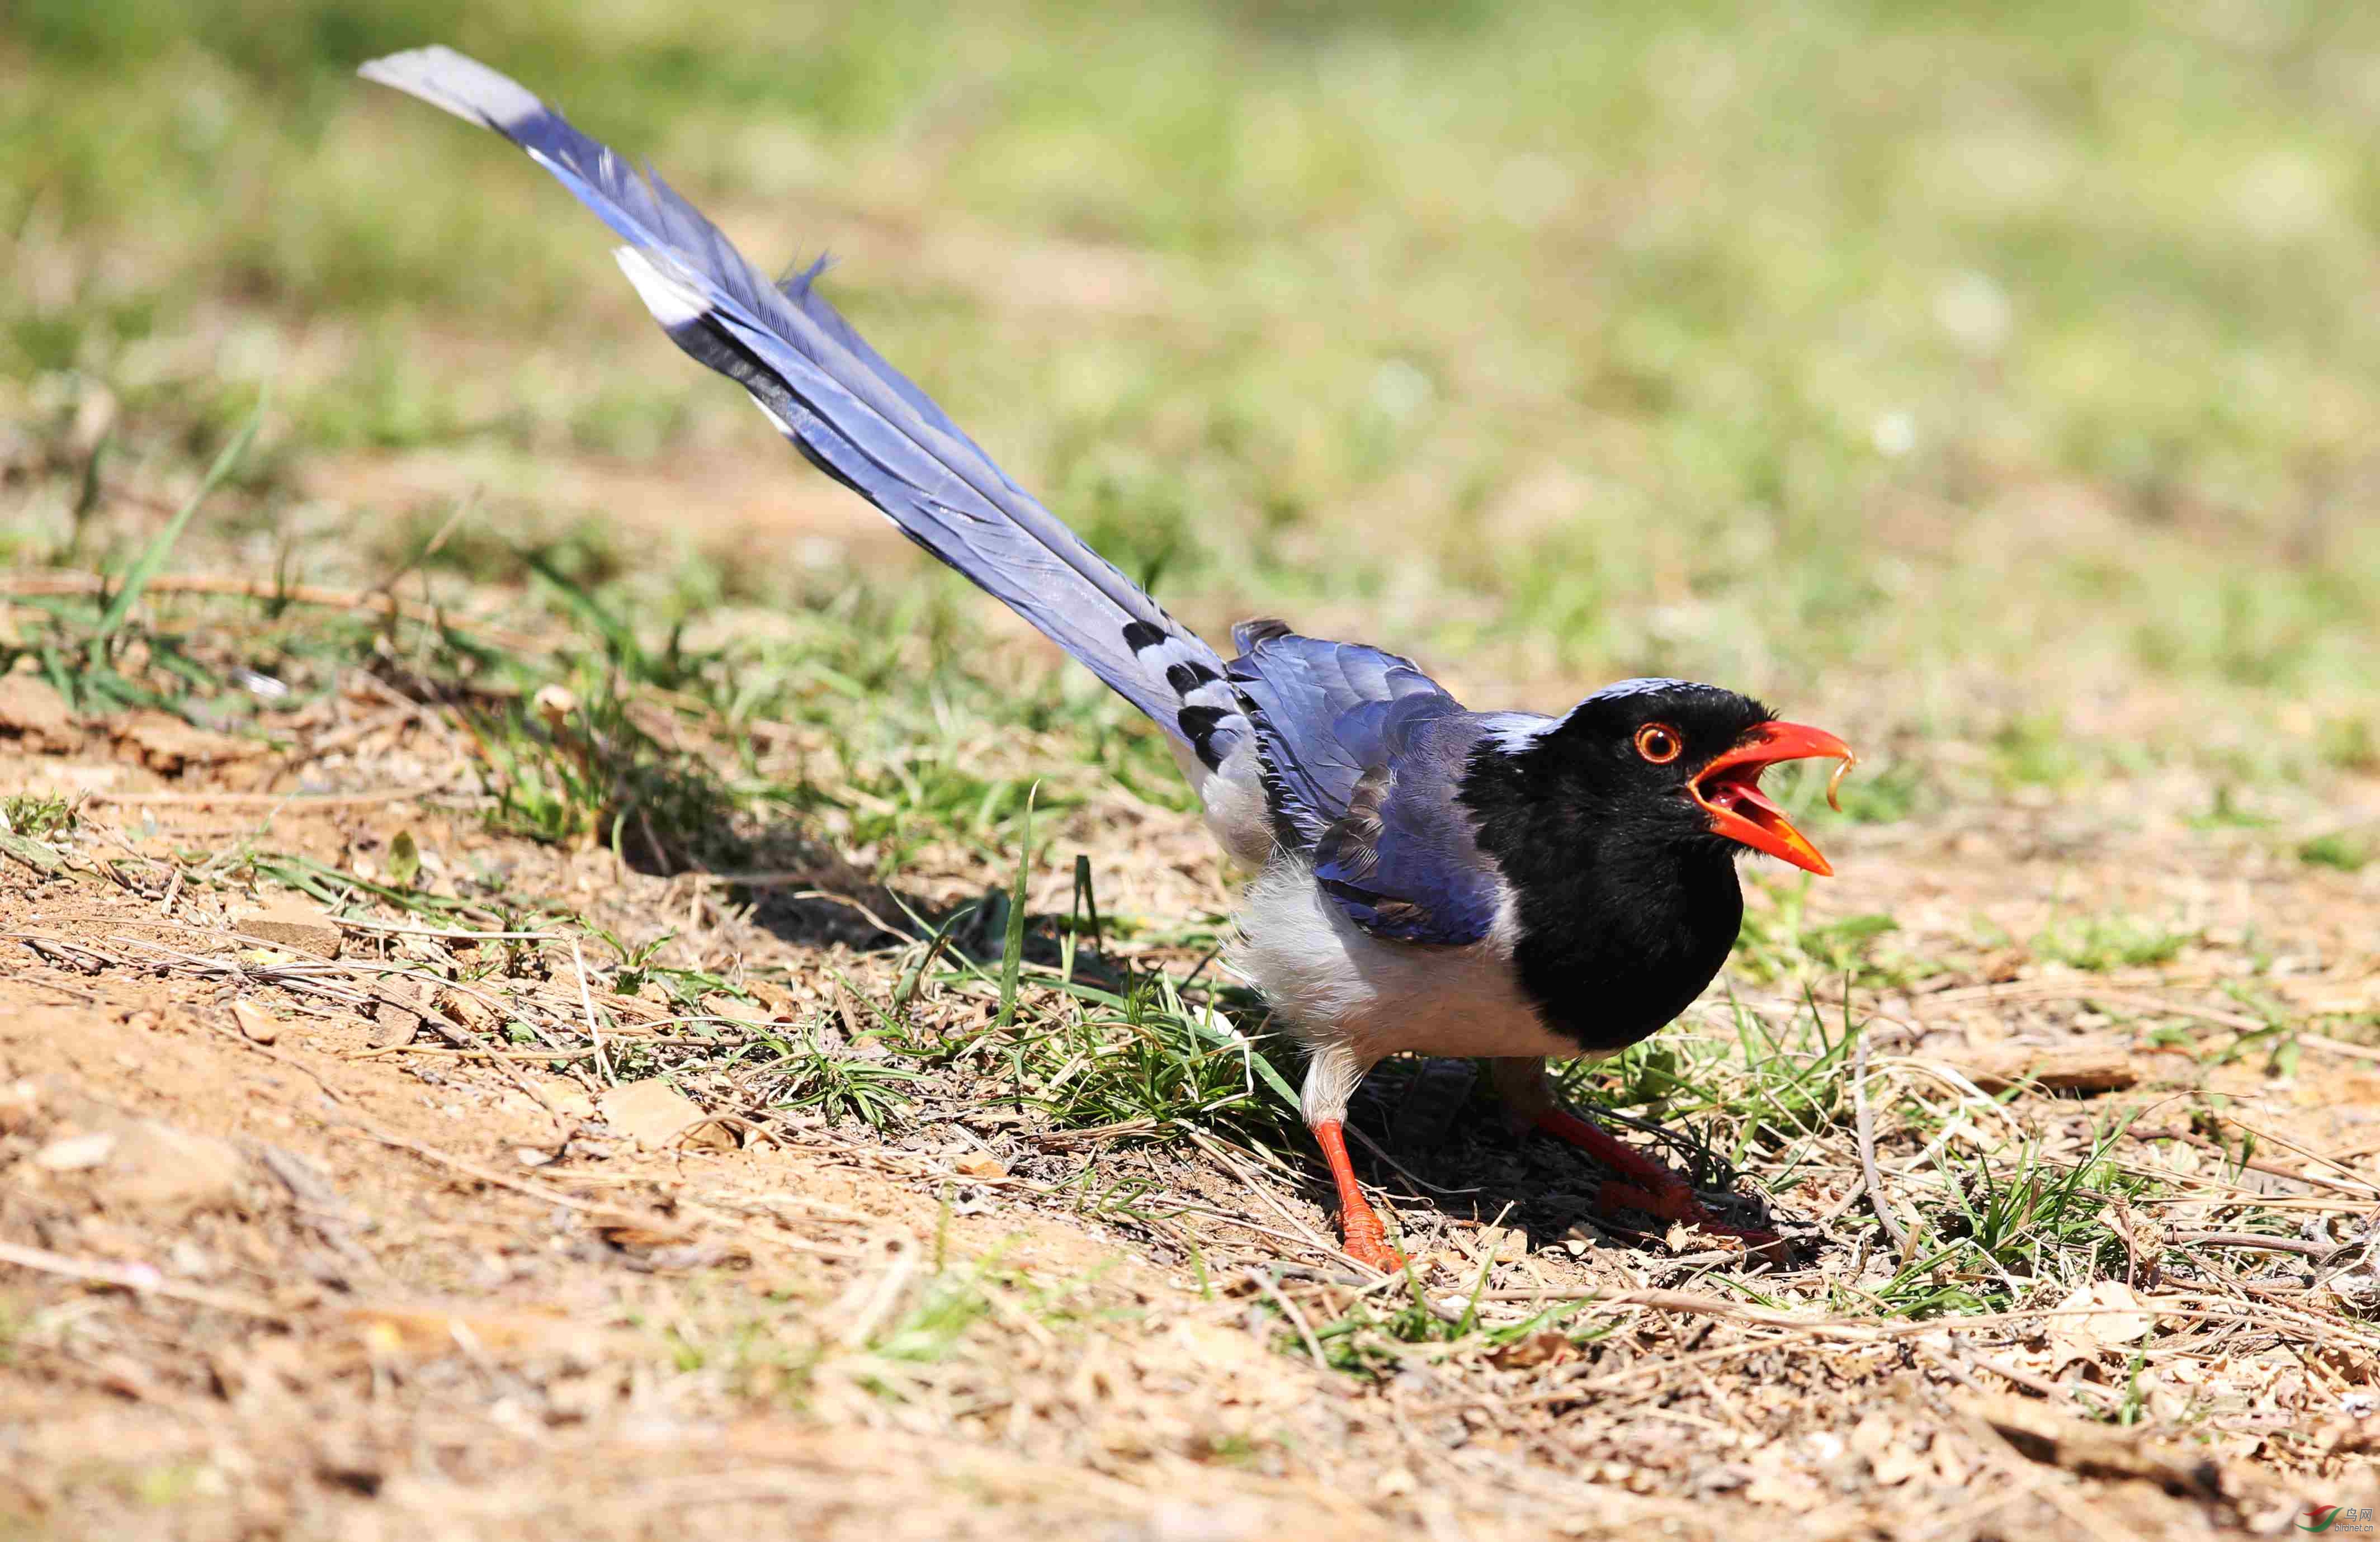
[1872,1124,2150,1318]
[1559,994,1858,1194]
[462,671,758,872]
[856,1255,1111,1382]
[669,1257,1117,1408]
[234,848,562,929]
[1990,715,2089,791]
[1276,1269,1611,1383]
[748,841,1310,1147]
[2034,912,2194,972]
[903,932,1300,1147]
[2318,716,2380,774]
[2299,832,2370,873]
[762,1028,924,1129]
[1828,760,1928,826]
[1733,878,1910,990]
[11,0,2380,793]
[129,1463,215,1509]
[2187,785,2274,831]
[0,794,77,839]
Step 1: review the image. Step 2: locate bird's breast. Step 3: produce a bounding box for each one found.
[1229,862,1578,1062]
[1507,862,1744,1054]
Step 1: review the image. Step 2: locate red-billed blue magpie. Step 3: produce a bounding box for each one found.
[362,48,1856,1269]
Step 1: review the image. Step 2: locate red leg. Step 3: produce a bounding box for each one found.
[1532,1107,1778,1246]
[1311,1119,1406,1272]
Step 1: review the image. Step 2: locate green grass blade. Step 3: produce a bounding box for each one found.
[95,391,265,644]
[995,784,1035,1029]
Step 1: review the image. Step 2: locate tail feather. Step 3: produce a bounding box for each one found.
[360,46,1248,773]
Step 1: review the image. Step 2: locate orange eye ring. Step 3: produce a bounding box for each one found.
[1635,723,1683,764]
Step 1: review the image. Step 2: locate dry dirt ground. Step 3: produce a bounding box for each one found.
[1,622,2378,1541]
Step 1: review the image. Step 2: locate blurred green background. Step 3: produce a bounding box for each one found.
[6,0,2380,800]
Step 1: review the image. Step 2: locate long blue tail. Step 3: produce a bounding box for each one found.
[359,47,1246,773]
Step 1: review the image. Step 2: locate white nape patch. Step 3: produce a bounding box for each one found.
[1479,711,1557,755]
[1579,676,1699,704]
[614,248,708,327]
[1230,859,1571,1126]
[357,46,545,133]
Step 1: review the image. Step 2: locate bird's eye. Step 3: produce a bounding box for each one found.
[1635,723,1682,764]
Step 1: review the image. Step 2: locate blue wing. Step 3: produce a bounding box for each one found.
[358,48,1247,771]
[1227,626,1513,945]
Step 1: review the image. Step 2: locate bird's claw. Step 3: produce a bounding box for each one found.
[1340,1229,1409,1274]
[1598,1180,1781,1250]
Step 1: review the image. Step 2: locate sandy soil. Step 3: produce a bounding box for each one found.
[1,631,2376,1542]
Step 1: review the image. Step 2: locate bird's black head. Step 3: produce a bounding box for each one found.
[1460,678,1856,1053]
[1499,678,1854,876]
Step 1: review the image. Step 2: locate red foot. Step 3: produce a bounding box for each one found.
[1597,1180,1781,1247]
[1339,1229,1409,1274]
[1535,1108,1778,1247]
[1312,1119,1408,1273]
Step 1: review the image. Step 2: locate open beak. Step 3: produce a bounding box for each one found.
[1689,721,1857,877]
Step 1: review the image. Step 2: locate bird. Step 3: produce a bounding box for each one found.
[360,48,1857,1270]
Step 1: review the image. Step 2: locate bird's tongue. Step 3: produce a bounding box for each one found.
[1709,772,1789,832]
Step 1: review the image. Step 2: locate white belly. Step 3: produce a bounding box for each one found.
[1227,860,1580,1120]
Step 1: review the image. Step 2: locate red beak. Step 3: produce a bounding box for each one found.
[1689,721,1857,877]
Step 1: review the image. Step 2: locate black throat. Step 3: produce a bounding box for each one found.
[1459,745,1745,1055]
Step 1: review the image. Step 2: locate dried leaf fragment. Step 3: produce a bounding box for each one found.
[1952,1040,2138,1095]
[2053,1279,2156,1347]
[0,674,78,751]
[597,1078,735,1151]
[231,1000,281,1044]
[240,902,343,959]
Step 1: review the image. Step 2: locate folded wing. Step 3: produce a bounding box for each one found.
[1226,627,1509,945]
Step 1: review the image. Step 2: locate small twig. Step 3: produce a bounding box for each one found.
[347,1034,771,1063]
[693,879,912,941]
[82,787,454,809]
[201,1013,352,1106]
[0,1240,284,1320]
[1854,1034,1912,1257]
[1182,1127,1358,1267]
[837,1242,920,1349]
[1925,1338,2119,1415]
[327,916,560,942]
[1342,1120,1489,1198]
[2166,1231,2352,1261]
[0,570,548,652]
[1103,1193,1363,1256]
[1247,1267,1329,1370]
[572,938,612,1085]
[2128,1126,2375,1197]
[338,1120,618,1217]
[2211,1112,2380,1191]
